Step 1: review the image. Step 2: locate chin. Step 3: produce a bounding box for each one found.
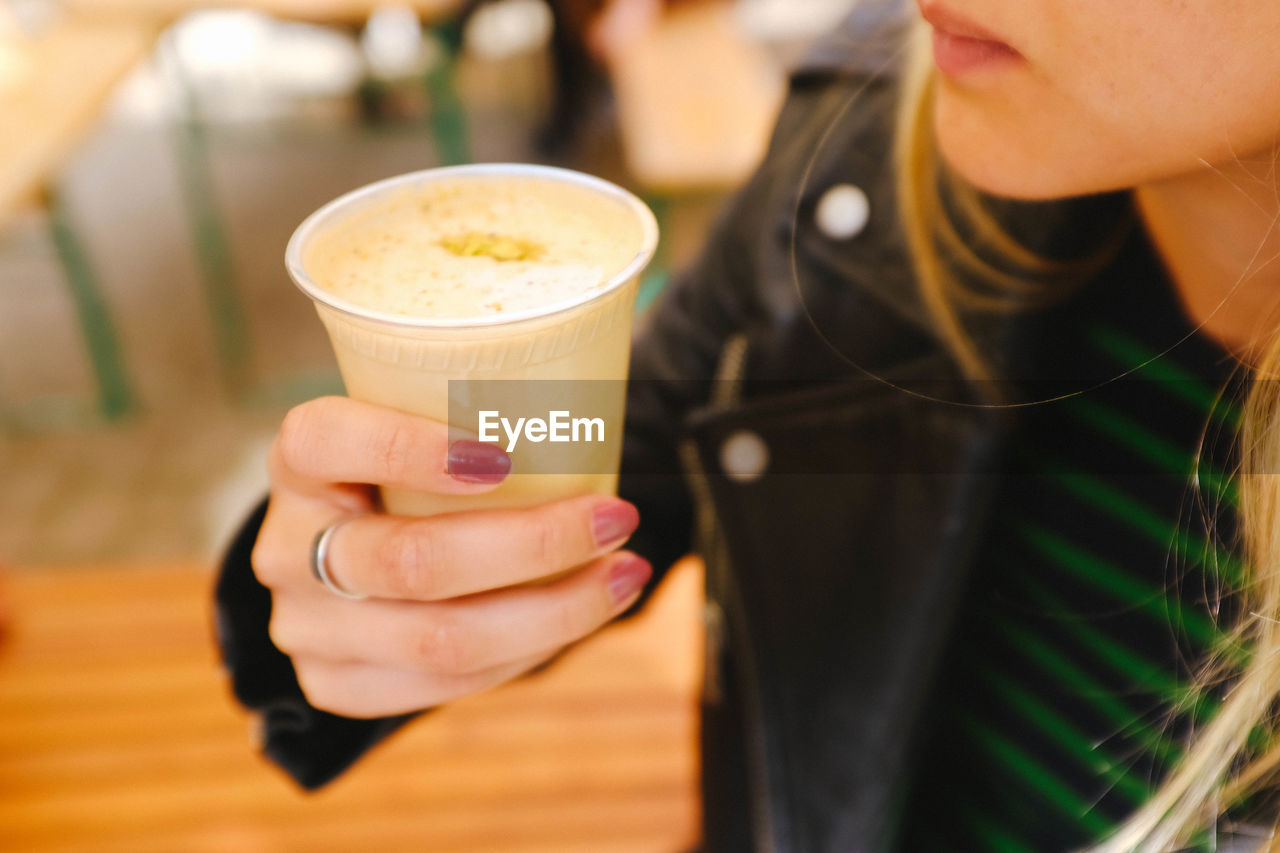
[931,87,1094,202]
[933,115,1061,201]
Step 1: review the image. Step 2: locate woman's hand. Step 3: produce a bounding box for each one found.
[251,396,651,719]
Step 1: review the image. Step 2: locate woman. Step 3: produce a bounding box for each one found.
[216,0,1280,849]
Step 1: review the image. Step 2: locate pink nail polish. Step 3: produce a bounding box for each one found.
[592,501,640,547]
[447,440,511,483]
[608,555,652,605]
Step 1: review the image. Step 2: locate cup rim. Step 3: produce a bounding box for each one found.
[284,163,660,330]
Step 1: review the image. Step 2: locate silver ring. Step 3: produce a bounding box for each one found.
[310,517,368,600]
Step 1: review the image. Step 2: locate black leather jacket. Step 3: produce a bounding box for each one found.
[216,6,1262,852]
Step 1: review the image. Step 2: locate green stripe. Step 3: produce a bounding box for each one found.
[899,784,1040,852]
[1086,323,1241,428]
[1063,397,1237,507]
[1039,465,1245,585]
[1015,521,1221,648]
[992,618,1184,767]
[972,662,1152,805]
[965,811,1040,853]
[1002,565,1218,724]
[960,712,1115,838]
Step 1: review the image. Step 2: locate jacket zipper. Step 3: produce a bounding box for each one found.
[680,333,782,853]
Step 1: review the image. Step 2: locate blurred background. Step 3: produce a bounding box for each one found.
[0,0,858,849]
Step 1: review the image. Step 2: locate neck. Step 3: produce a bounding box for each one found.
[1135,157,1280,364]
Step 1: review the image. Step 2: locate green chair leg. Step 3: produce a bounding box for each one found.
[166,35,256,402]
[424,17,472,167]
[45,187,137,421]
[170,111,256,400]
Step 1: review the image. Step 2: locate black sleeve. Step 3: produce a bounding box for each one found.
[213,499,417,790]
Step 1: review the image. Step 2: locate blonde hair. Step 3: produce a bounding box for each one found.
[892,18,1280,853]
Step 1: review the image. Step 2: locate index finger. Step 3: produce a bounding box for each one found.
[272,396,510,497]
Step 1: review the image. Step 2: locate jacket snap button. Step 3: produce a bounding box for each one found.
[720,430,769,483]
[815,183,869,240]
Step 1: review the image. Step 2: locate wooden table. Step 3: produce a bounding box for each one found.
[0,558,703,852]
[0,0,467,229]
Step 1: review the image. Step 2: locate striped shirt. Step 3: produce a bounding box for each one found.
[895,244,1248,851]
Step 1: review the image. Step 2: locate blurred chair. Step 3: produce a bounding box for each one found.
[0,9,156,423]
[148,1,470,402]
[604,0,785,192]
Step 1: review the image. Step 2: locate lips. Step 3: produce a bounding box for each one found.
[918,3,1022,76]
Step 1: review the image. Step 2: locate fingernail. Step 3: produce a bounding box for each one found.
[592,501,639,547]
[447,440,511,483]
[608,555,652,606]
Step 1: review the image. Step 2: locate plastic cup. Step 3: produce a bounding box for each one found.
[285,163,659,516]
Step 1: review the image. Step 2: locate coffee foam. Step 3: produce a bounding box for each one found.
[304,175,644,320]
